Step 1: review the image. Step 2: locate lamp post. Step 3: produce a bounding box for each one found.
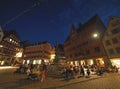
[92,33,101,66]
[92,32,109,67]
[92,32,99,39]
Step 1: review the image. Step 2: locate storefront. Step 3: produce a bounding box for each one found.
[111,58,120,68]
[96,58,104,67]
[24,59,50,65]
[86,59,94,65]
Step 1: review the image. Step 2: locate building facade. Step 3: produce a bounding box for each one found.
[23,41,55,65]
[64,15,107,67]
[0,27,22,65]
[103,16,120,68]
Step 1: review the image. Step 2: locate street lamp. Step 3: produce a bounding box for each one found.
[92,32,107,67]
[93,33,98,38]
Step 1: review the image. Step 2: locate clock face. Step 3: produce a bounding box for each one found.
[0,26,4,42]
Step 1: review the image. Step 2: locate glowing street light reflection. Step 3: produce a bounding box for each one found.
[0,66,18,69]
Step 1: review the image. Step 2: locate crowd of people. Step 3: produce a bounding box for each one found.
[14,60,47,82]
[14,61,119,82]
[60,64,105,79]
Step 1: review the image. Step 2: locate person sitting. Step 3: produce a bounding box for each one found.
[27,65,40,80]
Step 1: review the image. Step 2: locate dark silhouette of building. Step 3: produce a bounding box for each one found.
[0,27,22,65]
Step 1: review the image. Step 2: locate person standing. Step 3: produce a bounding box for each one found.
[40,60,47,82]
[86,67,90,77]
[80,65,85,76]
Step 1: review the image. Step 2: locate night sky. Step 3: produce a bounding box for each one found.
[0,0,120,46]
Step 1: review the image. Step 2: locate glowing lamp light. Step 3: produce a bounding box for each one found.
[0,45,3,47]
[15,52,22,57]
[93,33,98,38]
[51,54,55,60]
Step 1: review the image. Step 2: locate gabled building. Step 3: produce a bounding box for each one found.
[0,27,22,65]
[64,15,107,67]
[23,41,55,65]
[103,16,120,68]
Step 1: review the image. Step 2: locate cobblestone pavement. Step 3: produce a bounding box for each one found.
[0,67,120,89]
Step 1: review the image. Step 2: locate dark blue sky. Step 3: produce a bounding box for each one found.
[0,0,120,46]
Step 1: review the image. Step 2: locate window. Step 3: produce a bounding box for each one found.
[116,47,120,54]
[111,28,120,34]
[111,20,120,27]
[82,41,88,46]
[70,54,72,58]
[94,47,100,52]
[105,40,111,46]
[86,50,90,55]
[78,50,84,55]
[112,38,118,44]
[108,49,114,55]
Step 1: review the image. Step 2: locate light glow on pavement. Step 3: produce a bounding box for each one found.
[0,66,18,69]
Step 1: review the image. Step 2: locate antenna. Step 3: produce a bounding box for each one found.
[2,0,42,27]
